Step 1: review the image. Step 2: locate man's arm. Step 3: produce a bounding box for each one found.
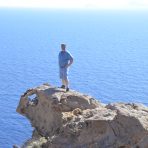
[66,57,73,68]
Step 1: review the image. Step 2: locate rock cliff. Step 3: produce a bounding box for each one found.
[16,83,148,148]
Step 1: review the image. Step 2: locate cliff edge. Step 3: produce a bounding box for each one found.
[16,83,148,148]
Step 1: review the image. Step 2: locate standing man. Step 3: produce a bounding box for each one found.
[58,44,73,91]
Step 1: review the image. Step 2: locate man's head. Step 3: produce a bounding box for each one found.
[61,44,66,51]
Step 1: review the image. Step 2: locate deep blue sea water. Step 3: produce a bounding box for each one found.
[0,8,148,147]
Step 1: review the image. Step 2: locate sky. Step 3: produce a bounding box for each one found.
[0,0,148,10]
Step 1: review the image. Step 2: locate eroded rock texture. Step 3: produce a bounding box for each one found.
[16,84,148,148]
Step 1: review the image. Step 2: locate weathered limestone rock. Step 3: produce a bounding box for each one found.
[16,84,148,148]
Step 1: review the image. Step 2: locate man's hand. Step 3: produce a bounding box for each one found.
[65,64,70,68]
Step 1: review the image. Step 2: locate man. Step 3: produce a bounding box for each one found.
[58,44,73,91]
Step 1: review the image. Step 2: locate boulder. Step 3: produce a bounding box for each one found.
[16,84,148,148]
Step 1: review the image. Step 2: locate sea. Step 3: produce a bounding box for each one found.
[0,8,148,147]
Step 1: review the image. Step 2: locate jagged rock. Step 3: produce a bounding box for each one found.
[16,84,148,148]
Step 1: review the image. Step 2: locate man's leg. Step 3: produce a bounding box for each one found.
[61,79,66,88]
[63,68,69,91]
[64,79,69,89]
[60,68,65,88]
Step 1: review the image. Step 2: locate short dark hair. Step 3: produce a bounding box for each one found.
[61,44,66,48]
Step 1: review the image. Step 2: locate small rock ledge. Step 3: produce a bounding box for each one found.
[16,83,148,148]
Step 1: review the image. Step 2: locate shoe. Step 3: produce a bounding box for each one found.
[66,88,69,92]
[60,85,65,89]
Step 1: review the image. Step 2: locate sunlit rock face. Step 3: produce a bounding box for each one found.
[16,84,148,148]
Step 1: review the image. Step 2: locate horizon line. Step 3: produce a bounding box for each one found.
[0,6,148,11]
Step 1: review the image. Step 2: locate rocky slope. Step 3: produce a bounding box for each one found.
[16,83,148,148]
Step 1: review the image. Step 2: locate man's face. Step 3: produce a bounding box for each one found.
[61,44,66,51]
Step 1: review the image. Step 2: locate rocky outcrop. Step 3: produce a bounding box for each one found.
[16,84,148,148]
